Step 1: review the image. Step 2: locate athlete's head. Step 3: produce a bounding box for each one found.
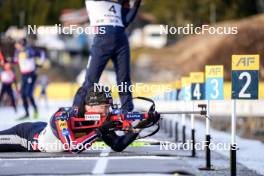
[84,86,113,115]
[76,86,113,129]
[15,39,27,50]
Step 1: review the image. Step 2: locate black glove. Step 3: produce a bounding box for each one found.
[98,120,122,134]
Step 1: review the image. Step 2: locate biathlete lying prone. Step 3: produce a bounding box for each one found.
[0,86,160,153]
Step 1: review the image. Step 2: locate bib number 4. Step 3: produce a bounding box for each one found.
[109,5,117,14]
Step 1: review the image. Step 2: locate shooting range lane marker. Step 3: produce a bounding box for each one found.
[181,101,186,144]
[181,77,191,144]
[230,54,260,176]
[191,105,194,129]
[190,72,205,157]
[191,101,196,157]
[182,113,186,144]
[0,155,176,161]
[206,100,210,136]
[230,99,237,176]
[231,100,236,145]
[206,100,212,169]
[91,147,111,174]
[199,64,224,171]
[175,121,179,142]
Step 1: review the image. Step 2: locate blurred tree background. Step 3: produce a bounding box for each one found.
[142,0,262,25]
[0,0,263,31]
[0,0,83,31]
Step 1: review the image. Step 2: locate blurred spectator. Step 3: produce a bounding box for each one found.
[37,74,49,108]
[0,63,17,112]
[14,39,46,120]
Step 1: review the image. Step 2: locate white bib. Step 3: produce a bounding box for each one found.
[18,52,36,73]
[85,1,124,27]
[1,71,15,84]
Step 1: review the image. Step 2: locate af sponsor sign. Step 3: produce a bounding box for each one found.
[190,72,205,100]
[232,55,259,99]
[205,65,224,100]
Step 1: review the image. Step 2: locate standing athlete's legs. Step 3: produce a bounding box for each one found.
[21,75,30,117]
[73,36,113,107]
[21,73,38,119]
[6,85,17,112]
[0,85,6,104]
[112,33,134,111]
[27,73,38,112]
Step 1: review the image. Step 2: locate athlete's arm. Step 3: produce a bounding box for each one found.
[39,50,46,65]
[0,51,5,65]
[29,48,46,66]
[102,131,138,152]
[98,120,139,152]
[51,108,98,154]
[122,0,142,28]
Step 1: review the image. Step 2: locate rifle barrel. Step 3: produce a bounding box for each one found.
[159,111,203,115]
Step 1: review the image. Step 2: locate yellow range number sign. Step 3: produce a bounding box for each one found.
[231,55,260,100]
[190,72,205,100]
[232,55,259,70]
[190,72,204,83]
[181,77,191,87]
[205,65,224,78]
[205,65,224,100]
